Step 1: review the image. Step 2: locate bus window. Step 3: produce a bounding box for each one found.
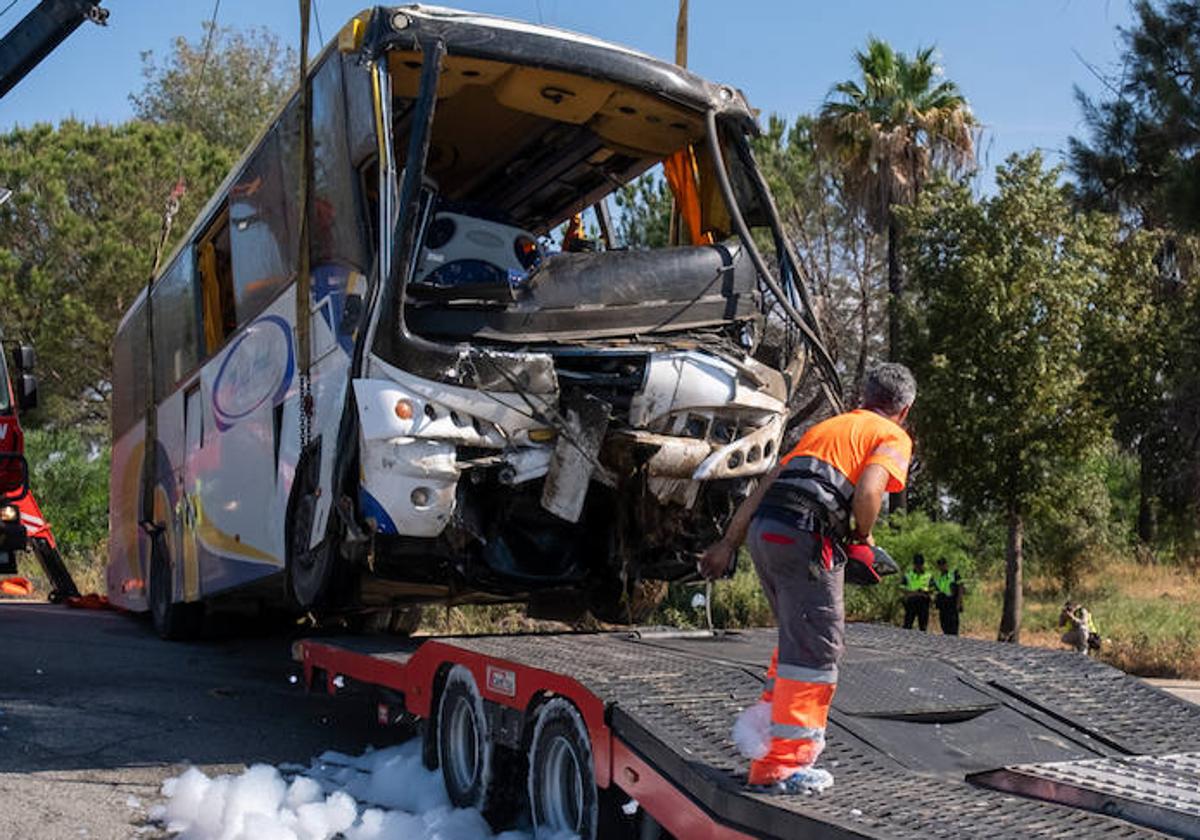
[197,209,236,352]
[311,56,367,270]
[111,303,146,437]
[229,128,293,321]
[151,246,202,397]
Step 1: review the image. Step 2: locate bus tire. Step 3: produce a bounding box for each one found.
[527,698,599,840]
[148,535,203,641]
[286,444,336,609]
[437,666,497,812]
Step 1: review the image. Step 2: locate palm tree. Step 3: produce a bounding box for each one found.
[816,38,976,363]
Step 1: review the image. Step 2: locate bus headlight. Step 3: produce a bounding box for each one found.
[0,505,18,523]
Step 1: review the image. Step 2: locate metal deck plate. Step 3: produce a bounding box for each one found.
[974,752,1200,839]
[434,626,1195,838]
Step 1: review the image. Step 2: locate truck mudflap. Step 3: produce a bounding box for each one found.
[295,625,1200,839]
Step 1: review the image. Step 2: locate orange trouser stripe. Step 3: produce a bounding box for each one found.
[748,676,836,785]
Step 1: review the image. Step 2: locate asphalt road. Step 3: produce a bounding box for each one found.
[0,601,374,840]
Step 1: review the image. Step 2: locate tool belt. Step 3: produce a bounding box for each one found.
[755,496,847,540]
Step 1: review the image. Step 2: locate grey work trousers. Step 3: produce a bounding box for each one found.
[748,515,846,677]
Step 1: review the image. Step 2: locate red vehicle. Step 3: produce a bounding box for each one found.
[0,338,77,599]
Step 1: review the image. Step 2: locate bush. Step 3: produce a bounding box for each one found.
[23,428,110,557]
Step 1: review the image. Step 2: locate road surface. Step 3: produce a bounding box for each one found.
[0,601,373,840]
[1146,677,1200,706]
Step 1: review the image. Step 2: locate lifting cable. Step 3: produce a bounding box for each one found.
[296,0,314,450]
[139,0,222,531]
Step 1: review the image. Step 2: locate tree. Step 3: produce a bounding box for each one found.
[901,154,1113,642]
[1070,0,1200,550]
[815,38,975,362]
[0,121,233,427]
[753,114,886,402]
[131,22,296,154]
[1070,0,1199,232]
[613,173,672,249]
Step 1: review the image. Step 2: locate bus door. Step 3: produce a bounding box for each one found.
[180,383,203,601]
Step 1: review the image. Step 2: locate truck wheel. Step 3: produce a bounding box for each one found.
[148,535,203,641]
[528,698,598,840]
[437,666,495,811]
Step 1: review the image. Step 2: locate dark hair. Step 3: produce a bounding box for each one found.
[936,557,948,566]
[862,362,917,416]
[913,553,925,565]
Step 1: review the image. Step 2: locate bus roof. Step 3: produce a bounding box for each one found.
[365,5,757,124]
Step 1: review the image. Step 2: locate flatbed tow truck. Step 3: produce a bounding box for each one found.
[295,623,1200,839]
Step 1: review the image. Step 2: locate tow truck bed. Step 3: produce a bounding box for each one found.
[296,624,1200,839]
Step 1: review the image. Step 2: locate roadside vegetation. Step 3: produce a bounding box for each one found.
[3,6,1199,679]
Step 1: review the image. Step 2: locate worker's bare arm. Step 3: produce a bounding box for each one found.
[698,464,782,579]
[850,463,890,543]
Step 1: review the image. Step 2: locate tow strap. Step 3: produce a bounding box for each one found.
[295,0,314,450]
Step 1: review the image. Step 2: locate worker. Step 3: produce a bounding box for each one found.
[932,557,963,635]
[700,362,915,793]
[901,554,933,631]
[1059,601,1098,654]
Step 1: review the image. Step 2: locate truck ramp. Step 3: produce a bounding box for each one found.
[298,623,1200,839]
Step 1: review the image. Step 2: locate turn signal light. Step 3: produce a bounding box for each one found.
[394,399,415,420]
[528,428,556,443]
[0,505,17,522]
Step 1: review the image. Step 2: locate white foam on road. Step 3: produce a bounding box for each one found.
[151,740,568,840]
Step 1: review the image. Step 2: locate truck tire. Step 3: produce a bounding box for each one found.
[527,698,598,840]
[148,534,203,641]
[437,666,496,811]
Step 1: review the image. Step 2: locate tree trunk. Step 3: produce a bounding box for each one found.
[997,507,1023,643]
[1137,442,1157,548]
[887,214,902,362]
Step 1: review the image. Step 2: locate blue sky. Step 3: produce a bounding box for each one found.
[0,0,1134,187]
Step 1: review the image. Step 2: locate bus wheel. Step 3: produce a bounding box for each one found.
[528,698,598,840]
[286,447,335,608]
[148,536,203,641]
[437,666,496,811]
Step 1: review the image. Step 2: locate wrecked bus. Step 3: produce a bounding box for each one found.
[107,5,838,637]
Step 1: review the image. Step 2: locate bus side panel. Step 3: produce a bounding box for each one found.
[154,387,187,600]
[107,419,148,612]
[192,292,296,597]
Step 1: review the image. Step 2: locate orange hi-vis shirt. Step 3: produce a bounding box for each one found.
[759,409,912,533]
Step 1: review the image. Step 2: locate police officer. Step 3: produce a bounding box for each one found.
[700,363,916,793]
[932,557,963,635]
[901,554,933,631]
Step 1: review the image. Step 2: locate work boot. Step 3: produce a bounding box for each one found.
[751,765,834,795]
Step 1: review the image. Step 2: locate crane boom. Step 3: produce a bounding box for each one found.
[0,0,107,100]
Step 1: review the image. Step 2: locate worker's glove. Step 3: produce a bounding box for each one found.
[844,542,899,586]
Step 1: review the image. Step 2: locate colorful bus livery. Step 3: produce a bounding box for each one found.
[109,6,836,637]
